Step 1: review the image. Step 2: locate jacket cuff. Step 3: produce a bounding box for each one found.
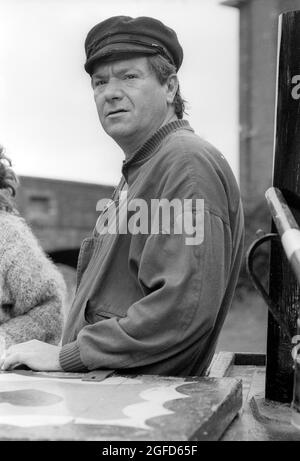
[59,341,88,372]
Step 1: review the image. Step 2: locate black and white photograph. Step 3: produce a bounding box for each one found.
[0,0,300,447]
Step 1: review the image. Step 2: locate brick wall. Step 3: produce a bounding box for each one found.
[15,176,114,252]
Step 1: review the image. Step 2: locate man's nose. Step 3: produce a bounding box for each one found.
[103,80,124,101]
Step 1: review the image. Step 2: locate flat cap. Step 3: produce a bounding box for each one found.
[84,16,183,75]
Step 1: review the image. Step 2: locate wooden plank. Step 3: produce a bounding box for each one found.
[234,353,266,366]
[206,352,235,377]
[208,354,300,440]
[0,371,242,441]
[222,364,300,440]
[267,10,300,403]
[207,352,266,376]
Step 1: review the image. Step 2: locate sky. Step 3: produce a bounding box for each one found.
[0,0,239,186]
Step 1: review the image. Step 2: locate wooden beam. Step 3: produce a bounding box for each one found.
[267,10,300,403]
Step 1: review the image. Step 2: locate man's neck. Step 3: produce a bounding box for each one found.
[123,113,178,160]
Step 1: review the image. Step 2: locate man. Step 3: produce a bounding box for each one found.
[0,16,244,376]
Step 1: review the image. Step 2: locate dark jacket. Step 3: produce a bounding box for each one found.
[60,120,244,376]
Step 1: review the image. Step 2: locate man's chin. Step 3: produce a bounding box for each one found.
[103,124,133,141]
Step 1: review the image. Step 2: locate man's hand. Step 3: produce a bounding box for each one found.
[0,340,62,371]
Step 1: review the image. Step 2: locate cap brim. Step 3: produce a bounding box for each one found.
[85,43,159,74]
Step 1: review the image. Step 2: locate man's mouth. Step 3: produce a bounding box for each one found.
[106,109,128,117]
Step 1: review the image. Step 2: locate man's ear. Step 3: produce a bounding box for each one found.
[165,74,179,104]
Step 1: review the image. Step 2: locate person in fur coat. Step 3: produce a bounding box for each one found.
[0,146,66,350]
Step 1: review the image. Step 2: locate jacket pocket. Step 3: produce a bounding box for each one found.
[84,300,125,324]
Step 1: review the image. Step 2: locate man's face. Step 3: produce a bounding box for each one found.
[91,56,170,151]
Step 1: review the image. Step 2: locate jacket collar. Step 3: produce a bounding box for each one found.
[121,119,191,181]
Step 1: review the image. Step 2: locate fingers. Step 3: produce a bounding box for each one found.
[0,347,21,371]
[0,340,61,372]
[0,349,6,370]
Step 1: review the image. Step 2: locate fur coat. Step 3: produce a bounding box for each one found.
[0,210,66,348]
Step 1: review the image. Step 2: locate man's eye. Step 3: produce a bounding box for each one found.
[94,80,106,87]
[124,74,137,80]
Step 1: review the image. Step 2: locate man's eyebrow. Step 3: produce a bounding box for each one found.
[119,66,143,73]
[92,66,144,79]
[92,72,107,80]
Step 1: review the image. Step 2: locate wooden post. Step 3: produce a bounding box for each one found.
[267,10,300,402]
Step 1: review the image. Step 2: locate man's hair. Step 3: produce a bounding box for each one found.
[147,54,186,119]
[0,145,18,211]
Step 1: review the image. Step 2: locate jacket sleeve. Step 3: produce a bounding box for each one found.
[60,208,231,372]
[0,217,66,347]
